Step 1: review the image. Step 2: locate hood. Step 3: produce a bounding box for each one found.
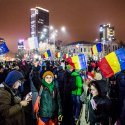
[71,71,79,76]
[5,70,24,87]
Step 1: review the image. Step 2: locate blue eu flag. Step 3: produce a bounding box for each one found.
[0,42,9,55]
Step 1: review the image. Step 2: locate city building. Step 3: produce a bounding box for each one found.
[99,24,115,42]
[30,7,49,46]
[63,41,94,58]
[63,40,120,58]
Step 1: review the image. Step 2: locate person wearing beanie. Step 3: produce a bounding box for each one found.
[0,70,31,125]
[37,70,62,125]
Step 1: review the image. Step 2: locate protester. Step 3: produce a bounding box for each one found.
[108,76,119,125]
[71,69,83,123]
[0,70,31,125]
[36,71,62,125]
[116,70,125,125]
[89,80,111,125]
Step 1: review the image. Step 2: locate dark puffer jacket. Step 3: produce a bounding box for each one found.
[39,84,62,118]
[0,84,25,125]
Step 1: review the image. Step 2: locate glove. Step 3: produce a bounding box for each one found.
[58,115,63,121]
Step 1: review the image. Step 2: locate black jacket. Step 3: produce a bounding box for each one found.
[89,96,111,124]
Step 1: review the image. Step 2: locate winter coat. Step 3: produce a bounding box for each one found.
[39,83,62,118]
[0,84,25,125]
[71,72,83,96]
[89,95,111,125]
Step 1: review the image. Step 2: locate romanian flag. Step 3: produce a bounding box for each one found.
[98,48,125,78]
[66,54,87,70]
[56,52,63,58]
[44,50,51,58]
[92,43,102,55]
[64,53,70,59]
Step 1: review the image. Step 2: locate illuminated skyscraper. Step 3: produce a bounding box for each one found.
[99,24,115,42]
[30,7,49,45]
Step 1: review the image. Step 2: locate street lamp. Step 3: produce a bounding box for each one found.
[61,26,66,33]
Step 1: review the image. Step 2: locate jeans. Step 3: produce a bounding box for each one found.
[72,95,81,119]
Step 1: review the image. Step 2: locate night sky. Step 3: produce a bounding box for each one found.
[0,0,125,52]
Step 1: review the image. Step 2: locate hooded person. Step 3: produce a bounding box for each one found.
[0,70,31,125]
[88,80,111,125]
[37,71,62,125]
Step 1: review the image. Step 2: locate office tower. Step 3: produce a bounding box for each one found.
[30,7,49,46]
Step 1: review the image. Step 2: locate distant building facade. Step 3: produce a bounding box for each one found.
[63,40,120,58]
[30,7,49,46]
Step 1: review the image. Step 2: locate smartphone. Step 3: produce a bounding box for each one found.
[25,92,32,100]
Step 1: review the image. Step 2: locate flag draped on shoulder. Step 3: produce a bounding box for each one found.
[0,42,9,55]
[98,48,125,78]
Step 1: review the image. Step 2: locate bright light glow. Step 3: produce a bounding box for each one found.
[76,44,80,48]
[41,34,45,39]
[99,27,103,32]
[95,39,98,42]
[43,28,48,33]
[61,26,66,32]
[19,39,24,43]
[34,54,38,59]
[50,26,54,30]
[107,23,111,27]
[35,7,49,12]
[55,30,58,33]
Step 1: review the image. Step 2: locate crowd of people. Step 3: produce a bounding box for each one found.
[0,58,125,125]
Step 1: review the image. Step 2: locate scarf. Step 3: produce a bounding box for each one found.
[42,79,55,92]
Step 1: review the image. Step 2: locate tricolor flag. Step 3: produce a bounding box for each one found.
[44,50,51,58]
[98,48,125,78]
[92,43,102,55]
[56,52,63,58]
[66,54,87,70]
[63,53,70,59]
[0,42,9,55]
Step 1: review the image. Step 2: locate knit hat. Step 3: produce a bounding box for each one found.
[5,70,24,87]
[42,71,54,79]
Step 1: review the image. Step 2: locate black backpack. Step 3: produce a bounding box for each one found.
[69,75,78,91]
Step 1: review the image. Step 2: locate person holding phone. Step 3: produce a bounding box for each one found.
[0,70,31,125]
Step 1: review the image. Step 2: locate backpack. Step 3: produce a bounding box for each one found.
[68,75,78,91]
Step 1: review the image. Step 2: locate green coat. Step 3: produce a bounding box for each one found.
[39,83,62,118]
[71,72,83,96]
[0,86,25,125]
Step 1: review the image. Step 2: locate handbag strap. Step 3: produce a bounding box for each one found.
[38,85,43,96]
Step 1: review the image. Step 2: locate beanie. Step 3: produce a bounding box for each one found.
[5,70,24,86]
[42,71,54,79]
